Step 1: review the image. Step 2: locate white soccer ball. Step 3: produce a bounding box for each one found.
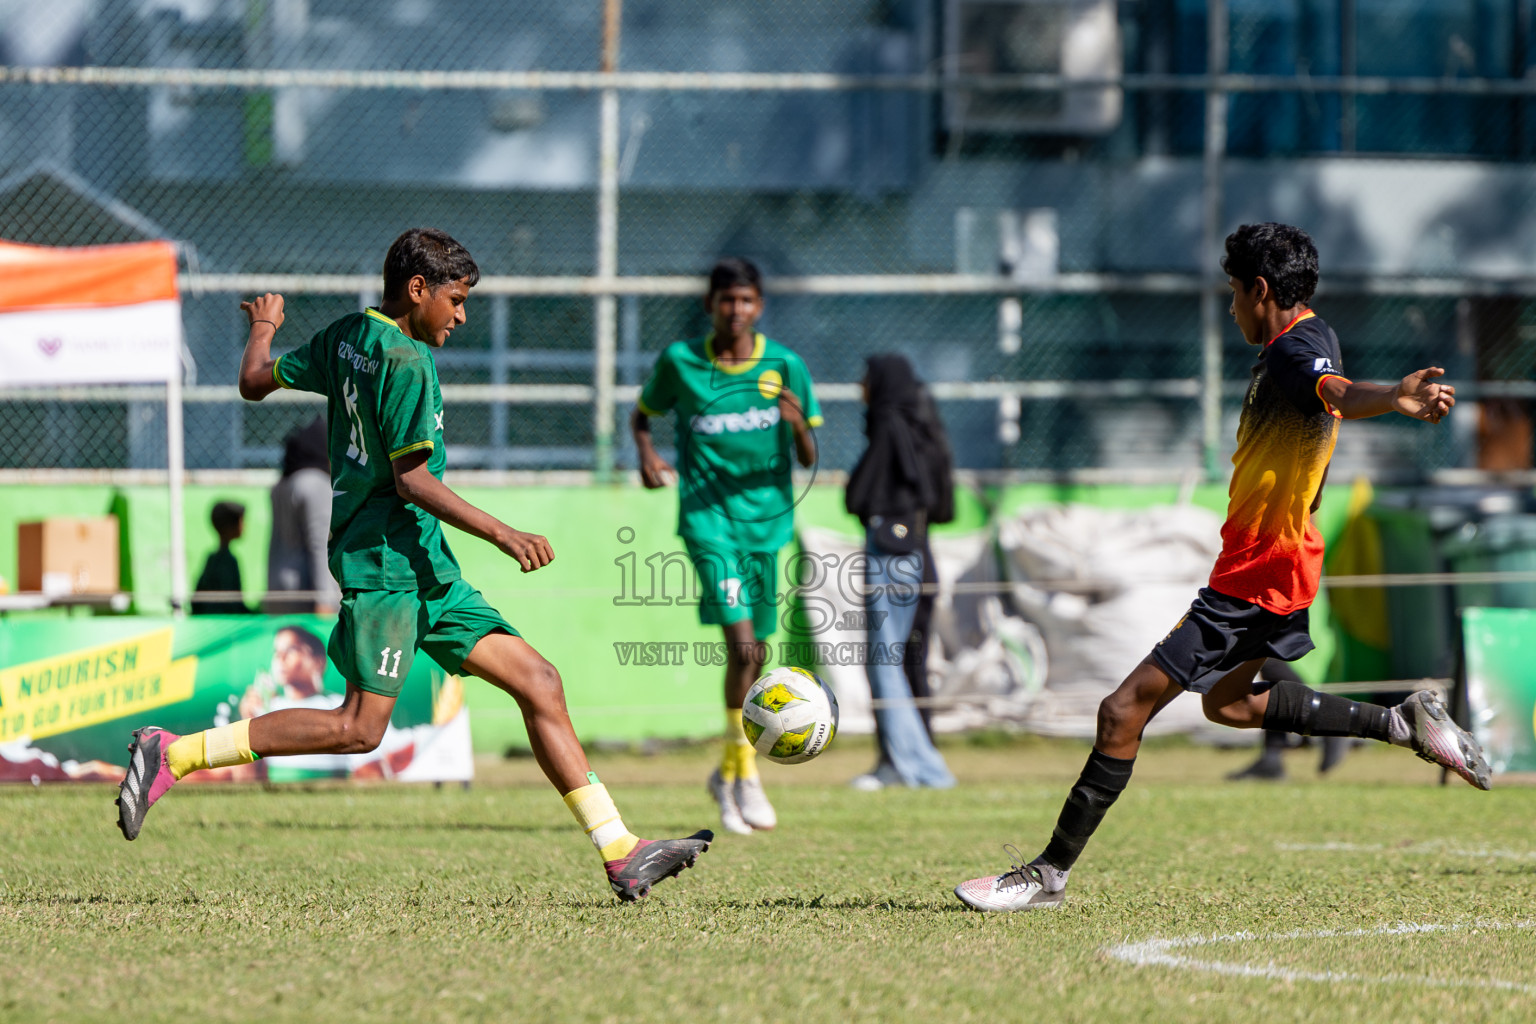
[741,666,839,765]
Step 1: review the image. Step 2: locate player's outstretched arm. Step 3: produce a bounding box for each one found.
[1319,367,1455,424]
[630,407,677,488]
[237,293,286,401]
[391,451,554,572]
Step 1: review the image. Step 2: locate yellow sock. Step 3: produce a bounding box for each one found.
[725,708,757,780]
[734,741,758,780]
[563,775,639,861]
[165,720,256,780]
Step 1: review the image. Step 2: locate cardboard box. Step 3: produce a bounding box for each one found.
[17,517,120,596]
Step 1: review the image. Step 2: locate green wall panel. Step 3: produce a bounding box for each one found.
[0,480,1365,748]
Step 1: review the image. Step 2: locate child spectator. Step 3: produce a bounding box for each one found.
[192,501,251,615]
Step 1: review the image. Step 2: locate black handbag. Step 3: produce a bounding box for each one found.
[868,511,926,554]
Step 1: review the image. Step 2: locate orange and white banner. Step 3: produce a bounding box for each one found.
[0,239,182,386]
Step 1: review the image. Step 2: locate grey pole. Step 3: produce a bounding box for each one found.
[490,295,510,469]
[592,0,622,479]
[166,372,188,615]
[1200,0,1229,480]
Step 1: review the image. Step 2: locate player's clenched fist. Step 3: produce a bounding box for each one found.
[240,292,285,332]
[500,528,555,572]
[776,386,806,429]
[1394,366,1456,424]
[639,452,677,489]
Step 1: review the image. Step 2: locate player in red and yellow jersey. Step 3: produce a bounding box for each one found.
[954,222,1491,914]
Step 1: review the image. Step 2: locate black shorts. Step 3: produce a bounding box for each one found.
[1149,587,1315,694]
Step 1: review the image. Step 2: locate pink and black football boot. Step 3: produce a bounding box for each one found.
[604,830,713,902]
[116,727,181,840]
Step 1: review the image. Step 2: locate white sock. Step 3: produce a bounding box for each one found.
[1030,858,1070,893]
[1387,707,1412,747]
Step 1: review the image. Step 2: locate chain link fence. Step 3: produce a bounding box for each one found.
[2,0,1534,482]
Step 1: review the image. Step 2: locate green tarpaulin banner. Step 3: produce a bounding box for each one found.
[1463,607,1536,775]
[0,615,470,784]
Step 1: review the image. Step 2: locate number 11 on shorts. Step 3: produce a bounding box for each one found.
[378,647,402,678]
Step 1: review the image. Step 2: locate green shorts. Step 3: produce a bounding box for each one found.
[684,540,780,641]
[329,579,519,697]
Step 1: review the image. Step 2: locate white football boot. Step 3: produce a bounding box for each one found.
[707,768,753,835]
[734,774,777,831]
[954,847,1066,913]
[1397,690,1492,790]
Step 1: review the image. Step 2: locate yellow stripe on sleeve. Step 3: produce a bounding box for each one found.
[388,439,435,460]
[637,398,663,417]
[272,356,293,389]
[806,414,824,428]
[1315,373,1351,418]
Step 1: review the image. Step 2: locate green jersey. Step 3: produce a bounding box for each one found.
[639,333,822,551]
[273,308,460,591]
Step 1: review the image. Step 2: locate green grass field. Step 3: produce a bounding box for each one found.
[4,736,1534,1024]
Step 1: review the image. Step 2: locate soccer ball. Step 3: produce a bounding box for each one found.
[741,666,839,765]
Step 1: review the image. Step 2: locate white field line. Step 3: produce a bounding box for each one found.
[1276,840,1536,861]
[1106,919,1536,995]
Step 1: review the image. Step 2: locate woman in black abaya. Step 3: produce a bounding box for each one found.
[845,354,956,789]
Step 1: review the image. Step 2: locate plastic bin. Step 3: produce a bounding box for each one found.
[1440,514,1536,610]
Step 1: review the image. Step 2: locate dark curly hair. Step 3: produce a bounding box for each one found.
[1221,223,1319,309]
[383,227,480,299]
[707,257,763,299]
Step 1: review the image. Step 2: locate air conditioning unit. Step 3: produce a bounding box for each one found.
[944,0,1122,135]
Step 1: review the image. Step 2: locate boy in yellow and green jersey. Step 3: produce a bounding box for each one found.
[631,258,822,835]
[117,228,712,902]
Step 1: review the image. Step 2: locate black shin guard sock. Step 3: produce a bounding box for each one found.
[1040,749,1135,871]
[1262,680,1392,742]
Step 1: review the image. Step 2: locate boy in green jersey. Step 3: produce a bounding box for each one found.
[631,258,822,835]
[117,228,712,902]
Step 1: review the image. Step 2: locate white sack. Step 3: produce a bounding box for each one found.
[794,525,1046,734]
[997,503,1224,738]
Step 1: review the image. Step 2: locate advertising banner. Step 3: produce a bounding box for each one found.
[1463,607,1536,775]
[0,239,182,386]
[0,616,471,784]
